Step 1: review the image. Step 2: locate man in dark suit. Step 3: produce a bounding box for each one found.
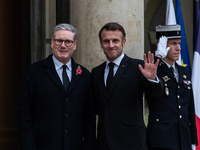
[91,22,163,150]
[18,23,95,150]
[146,25,198,150]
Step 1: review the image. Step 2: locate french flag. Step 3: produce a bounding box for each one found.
[165,0,182,65]
[192,0,200,149]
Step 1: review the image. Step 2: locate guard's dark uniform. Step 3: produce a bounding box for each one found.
[146,58,198,150]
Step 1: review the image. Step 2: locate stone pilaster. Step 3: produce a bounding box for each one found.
[72,0,144,70]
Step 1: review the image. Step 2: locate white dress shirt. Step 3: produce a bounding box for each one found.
[162,59,179,82]
[104,53,159,86]
[52,55,72,83]
[104,53,124,86]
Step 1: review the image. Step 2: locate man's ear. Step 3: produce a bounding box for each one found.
[100,41,103,49]
[122,38,126,47]
[73,40,77,50]
[51,38,54,48]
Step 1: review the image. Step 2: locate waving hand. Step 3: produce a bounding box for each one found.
[138,51,159,80]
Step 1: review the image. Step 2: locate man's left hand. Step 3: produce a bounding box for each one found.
[138,51,159,80]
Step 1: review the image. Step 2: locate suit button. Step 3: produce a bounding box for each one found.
[178,105,181,109]
[65,97,68,102]
[188,87,191,90]
[179,115,182,119]
[64,129,68,134]
[178,86,180,89]
[177,95,180,99]
[65,113,68,117]
[156,119,159,122]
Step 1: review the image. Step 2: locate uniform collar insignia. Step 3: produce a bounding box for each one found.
[159,61,164,66]
[162,76,171,82]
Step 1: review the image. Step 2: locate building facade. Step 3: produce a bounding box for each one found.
[0,0,193,149]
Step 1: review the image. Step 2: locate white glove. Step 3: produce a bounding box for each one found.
[155,36,170,58]
[192,144,196,150]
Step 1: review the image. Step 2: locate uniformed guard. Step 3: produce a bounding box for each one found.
[146,24,198,150]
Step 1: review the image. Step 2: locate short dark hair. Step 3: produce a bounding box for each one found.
[98,22,126,41]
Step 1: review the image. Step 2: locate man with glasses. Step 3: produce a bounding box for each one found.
[18,23,95,150]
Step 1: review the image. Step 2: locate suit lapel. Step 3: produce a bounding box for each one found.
[43,55,82,95]
[159,60,177,82]
[96,62,107,102]
[106,55,129,103]
[66,59,81,94]
[176,64,184,85]
[44,55,65,93]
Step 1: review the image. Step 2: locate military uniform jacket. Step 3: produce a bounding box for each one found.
[18,54,96,150]
[91,55,163,150]
[146,58,198,150]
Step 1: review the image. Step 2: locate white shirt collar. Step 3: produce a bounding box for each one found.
[52,55,72,71]
[162,59,175,69]
[106,53,124,68]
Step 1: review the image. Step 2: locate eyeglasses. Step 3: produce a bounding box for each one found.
[53,39,74,47]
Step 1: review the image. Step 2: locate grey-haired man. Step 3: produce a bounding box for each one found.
[18,23,95,150]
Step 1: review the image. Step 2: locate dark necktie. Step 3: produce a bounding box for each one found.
[62,65,69,92]
[170,66,176,79]
[106,62,115,90]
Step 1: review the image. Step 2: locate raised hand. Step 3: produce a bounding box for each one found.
[155,36,170,58]
[138,51,159,80]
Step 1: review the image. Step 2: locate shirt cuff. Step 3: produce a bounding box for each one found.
[147,76,159,83]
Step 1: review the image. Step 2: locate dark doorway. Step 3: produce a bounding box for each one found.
[0,0,70,149]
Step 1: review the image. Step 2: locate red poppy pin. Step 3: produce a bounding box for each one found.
[76,65,82,75]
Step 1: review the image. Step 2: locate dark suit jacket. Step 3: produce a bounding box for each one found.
[91,55,163,150]
[146,58,198,150]
[18,54,95,150]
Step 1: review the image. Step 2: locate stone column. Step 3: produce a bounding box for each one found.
[72,0,144,71]
[30,0,46,63]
